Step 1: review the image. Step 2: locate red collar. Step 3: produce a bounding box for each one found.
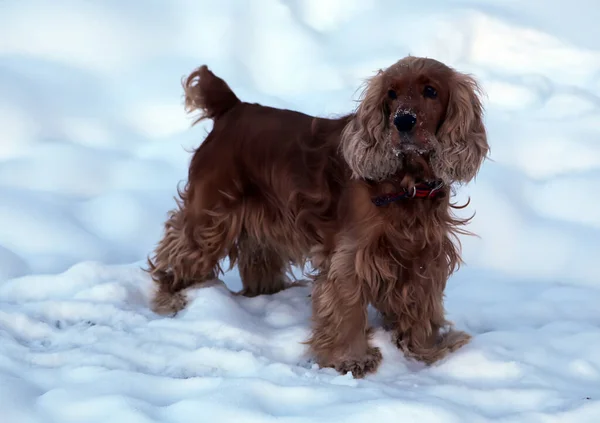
[371,180,445,207]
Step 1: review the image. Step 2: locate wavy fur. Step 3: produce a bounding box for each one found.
[146,57,489,377]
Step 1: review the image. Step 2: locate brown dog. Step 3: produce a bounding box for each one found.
[147,56,489,377]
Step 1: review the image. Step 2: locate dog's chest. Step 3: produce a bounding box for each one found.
[376,208,446,263]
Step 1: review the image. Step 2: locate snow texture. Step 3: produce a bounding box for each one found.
[1,0,600,422]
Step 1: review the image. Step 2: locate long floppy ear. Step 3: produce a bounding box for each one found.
[349,70,389,146]
[436,72,489,183]
[340,70,391,179]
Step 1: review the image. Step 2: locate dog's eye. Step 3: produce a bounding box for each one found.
[423,85,437,99]
[387,89,397,99]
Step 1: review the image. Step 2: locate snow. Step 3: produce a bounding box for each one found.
[1,0,600,422]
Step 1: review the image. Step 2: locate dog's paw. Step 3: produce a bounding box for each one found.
[438,328,471,353]
[151,290,188,316]
[397,328,471,365]
[334,346,383,378]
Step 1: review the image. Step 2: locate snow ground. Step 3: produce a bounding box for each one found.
[1,0,600,422]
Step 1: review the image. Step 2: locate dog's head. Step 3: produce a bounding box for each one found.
[341,56,489,184]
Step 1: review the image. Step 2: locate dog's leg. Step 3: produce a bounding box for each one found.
[147,206,238,315]
[383,272,471,364]
[307,247,382,378]
[236,232,289,297]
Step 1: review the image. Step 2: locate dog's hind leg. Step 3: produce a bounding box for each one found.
[147,204,240,315]
[235,231,291,297]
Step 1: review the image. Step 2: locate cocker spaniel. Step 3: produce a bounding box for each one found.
[147,56,489,377]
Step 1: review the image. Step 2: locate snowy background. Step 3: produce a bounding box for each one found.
[1,0,600,422]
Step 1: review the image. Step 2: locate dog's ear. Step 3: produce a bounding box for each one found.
[350,70,388,147]
[340,70,390,179]
[436,72,489,183]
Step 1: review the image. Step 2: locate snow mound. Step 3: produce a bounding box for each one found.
[1,263,599,422]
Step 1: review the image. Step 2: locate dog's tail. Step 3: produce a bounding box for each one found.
[182,65,240,124]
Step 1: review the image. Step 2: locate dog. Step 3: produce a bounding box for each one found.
[147,56,489,377]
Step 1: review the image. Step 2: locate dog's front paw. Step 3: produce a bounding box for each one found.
[397,328,471,364]
[151,289,188,316]
[334,346,382,378]
[438,328,471,353]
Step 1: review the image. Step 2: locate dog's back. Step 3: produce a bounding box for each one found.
[183,65,315,130]
[181,66,345,211]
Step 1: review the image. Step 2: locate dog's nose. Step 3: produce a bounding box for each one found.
[393,112,417,132]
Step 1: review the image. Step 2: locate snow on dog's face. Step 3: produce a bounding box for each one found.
[340,56,489,184]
